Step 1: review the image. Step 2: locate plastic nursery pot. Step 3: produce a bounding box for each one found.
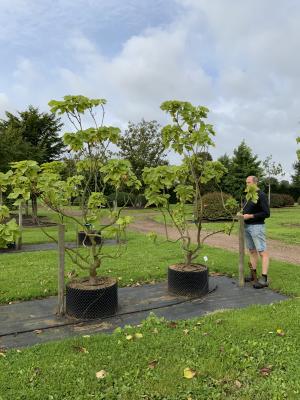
[66,276,118,319]
[6,242,16,249]
[168,264,209,297]
[77,230,102,246]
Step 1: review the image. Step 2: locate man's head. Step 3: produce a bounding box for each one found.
[246,176,258,186]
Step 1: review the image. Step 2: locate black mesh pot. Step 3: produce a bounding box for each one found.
[66,277,118,319]
[77,230,101,246]
[6,242,16,249]
[168,264,209,297]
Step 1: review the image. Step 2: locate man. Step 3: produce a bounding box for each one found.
[243,176,270,289]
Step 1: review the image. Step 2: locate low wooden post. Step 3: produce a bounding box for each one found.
[17,202,23,250]
[57,224,65,316]
[238,214,245,287]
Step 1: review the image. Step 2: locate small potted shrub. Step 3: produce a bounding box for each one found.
[0,205,19,250]
[37,95,141,319]
[143,100,238,297]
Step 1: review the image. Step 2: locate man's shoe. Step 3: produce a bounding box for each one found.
[253,278,269,289]
[244,266,258,283]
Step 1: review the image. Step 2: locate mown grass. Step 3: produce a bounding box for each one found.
[17,206,159,245]
[0,231,299,304]
[1,208,300,399]
[0,299,299,399]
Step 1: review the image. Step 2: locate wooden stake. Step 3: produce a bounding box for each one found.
[238,214,245,287]
[57,224,65,316]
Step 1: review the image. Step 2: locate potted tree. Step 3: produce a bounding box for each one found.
[143,100,238,297]
[6,96,141,319]
[37,95,141,319]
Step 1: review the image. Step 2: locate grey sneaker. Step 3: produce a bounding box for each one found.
[253,278,269,289]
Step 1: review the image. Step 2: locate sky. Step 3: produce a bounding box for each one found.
[1,0,300,180]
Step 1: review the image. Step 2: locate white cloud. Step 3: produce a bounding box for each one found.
[1,0,299,179]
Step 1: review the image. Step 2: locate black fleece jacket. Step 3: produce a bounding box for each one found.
[243,190,270,225]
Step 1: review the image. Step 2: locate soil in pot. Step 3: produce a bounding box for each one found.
[66,276,118,319]
[168,263,209,297]
[77,230,102,246]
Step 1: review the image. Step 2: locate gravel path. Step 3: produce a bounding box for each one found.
[129,217,300,266]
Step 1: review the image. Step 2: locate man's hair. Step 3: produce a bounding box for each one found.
[248,175,258,184]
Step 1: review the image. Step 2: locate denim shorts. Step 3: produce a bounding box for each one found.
[244,224,266,252]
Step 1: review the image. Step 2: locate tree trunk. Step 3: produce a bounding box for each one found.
[89,242,100,285]
[31,194,38,224]
[186,251,193,266]
[25,200,29,217]
[17,202,23,250]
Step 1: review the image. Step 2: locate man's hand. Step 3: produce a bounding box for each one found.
[243,214,254,220]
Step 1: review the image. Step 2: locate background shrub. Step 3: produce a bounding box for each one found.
[199,192,238,220]
[281,194,295,206]
[270,193,295,208]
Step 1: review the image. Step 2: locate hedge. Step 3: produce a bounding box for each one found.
[199,192,238,220]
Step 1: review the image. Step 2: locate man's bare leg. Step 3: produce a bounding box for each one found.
[249,249,258,270]
[259,251,269,275]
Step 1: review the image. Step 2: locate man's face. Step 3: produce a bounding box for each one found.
[246,177,254,186]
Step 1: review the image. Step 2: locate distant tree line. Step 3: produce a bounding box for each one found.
[0,105,299,211]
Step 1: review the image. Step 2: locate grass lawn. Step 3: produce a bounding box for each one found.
[1,216,300,398]
[0,300,299,399]
[1,231,300,304]
[151,205,300,245]
[19,206,159,245]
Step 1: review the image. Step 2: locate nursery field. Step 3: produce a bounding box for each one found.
[151,205,300,245]
[0,207,300,399]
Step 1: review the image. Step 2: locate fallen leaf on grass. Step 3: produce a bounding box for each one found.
[152,328,159,334]
[96,370,108,379]
[183,368,197,379]
[135,333,143,339]
[72,346,89,354]
[276,329,285,337]
[126,335,133,340]
[183,329,189,335]
[0,352,6,358]
[234,380,242,388]
[260,366,273,376]
[148,360,158,369]
[167,321,178,329]
[82,335,90,338]
[29,368,41,382]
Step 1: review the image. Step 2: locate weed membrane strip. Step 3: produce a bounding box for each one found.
[0,277,288,348]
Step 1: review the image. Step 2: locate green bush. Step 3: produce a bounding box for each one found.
[199,192,238,220]
[270,193,295,208]
[281,194,295,206]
